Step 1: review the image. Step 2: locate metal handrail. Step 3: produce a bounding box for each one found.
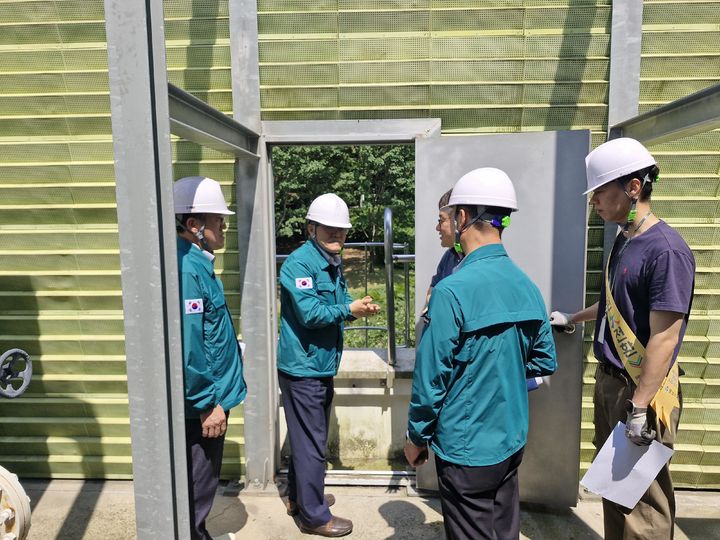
[383,208,397,366]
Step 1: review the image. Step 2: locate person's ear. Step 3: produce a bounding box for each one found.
[455,208,466,229]
[186,217,201,233]
[628,177,643,198]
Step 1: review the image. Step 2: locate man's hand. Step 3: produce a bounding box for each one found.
[350,296,381,318]
[625,400,656,446]
[549,311,575,334]
[404,440,428,468]
[200,404,227,439]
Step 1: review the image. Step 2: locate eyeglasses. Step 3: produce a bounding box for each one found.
[205,215,227,230]
[437,217,451,225]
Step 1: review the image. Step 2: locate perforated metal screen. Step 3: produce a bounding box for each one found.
[258,2,612,130]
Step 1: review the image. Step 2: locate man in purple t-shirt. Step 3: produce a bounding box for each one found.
[550,138,695,540]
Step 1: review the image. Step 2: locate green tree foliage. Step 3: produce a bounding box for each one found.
[271,145,415,251]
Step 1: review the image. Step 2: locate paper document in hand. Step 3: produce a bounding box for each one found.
[580,421,673,509]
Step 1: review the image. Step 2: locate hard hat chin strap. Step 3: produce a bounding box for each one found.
[176,215,212,252]
[455,206,511,234]
[194,224,212,252]
[453,206,511,252]
[620,172,651,230]
[624,197,638,229]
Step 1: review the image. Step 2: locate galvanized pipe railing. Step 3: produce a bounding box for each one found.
[383,208,397,366]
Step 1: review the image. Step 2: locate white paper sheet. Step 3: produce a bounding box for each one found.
[581,421,674,509]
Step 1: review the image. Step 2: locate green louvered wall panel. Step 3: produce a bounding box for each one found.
[1,0,719,487]
[258,2,612,131]
[0,0,243,479]
[635,1,720,489]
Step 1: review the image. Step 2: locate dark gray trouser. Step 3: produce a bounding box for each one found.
[593,365,681,540]
[435,447,524,540]
[186,416,226,540]
[279,371,334,527]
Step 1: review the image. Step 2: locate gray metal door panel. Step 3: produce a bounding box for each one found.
[414,130,589,508]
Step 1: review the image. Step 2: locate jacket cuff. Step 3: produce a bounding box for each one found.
[406,429,426,447]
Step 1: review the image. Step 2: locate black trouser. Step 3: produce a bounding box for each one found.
[279,371,334,527]
[436,447,524,540]
[186,416,226,540]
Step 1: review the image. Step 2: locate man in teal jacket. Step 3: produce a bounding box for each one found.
[278,193,379,537]
[405,168,557,540]
[174,176,246,540]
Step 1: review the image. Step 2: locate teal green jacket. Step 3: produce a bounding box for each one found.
[278,241,354,378]
[177,237,246,418]
[408,243,557,466]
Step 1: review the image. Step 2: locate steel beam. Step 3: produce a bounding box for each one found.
[610,82,720,145]
[168,83,259,158]
[104,0,189,538]
[263,119,442,144]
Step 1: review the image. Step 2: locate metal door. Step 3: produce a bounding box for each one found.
[414,130,589,507]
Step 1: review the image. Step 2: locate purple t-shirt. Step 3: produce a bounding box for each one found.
[430,248,463,287]
[593,220,695,371]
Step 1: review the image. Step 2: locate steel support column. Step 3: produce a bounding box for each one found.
[104,0,189,538]
[228,0,276,490]
[603,0,645,262]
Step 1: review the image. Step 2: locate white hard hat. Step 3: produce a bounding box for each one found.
[584,138,656,195]
[448,167,518,211]
[173,176,234,215]
[306,193,352,229]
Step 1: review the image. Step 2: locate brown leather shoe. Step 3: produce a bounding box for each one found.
[299,515,352,537]
[286,493,336,516]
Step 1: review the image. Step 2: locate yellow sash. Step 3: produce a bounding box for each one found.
[604,257,680,431]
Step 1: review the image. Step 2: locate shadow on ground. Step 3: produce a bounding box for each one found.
[379,499,445,540]
[206,491,248,537]
[676,517,720,540]
[520,502,603,540]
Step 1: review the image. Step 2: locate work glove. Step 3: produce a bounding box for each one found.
[625,400,656,445]
[549,311,576,334]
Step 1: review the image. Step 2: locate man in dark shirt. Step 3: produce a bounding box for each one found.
[419,189,464,332]
[429,188,464,288]
[551,138,695,540]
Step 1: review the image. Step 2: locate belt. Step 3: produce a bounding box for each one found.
[597,361,630,384]
[597,360,685,381]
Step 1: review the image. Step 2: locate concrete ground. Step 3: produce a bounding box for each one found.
[22,480,720,539]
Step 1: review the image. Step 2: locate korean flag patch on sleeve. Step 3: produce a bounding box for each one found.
[185,299,204,314]
[295,277,313,289]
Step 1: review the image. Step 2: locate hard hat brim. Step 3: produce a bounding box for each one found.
[310,219,352,229]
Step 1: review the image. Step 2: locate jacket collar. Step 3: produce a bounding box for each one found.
[177,236,215,275]
[303,240,334,270]
[460,243,507,267]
